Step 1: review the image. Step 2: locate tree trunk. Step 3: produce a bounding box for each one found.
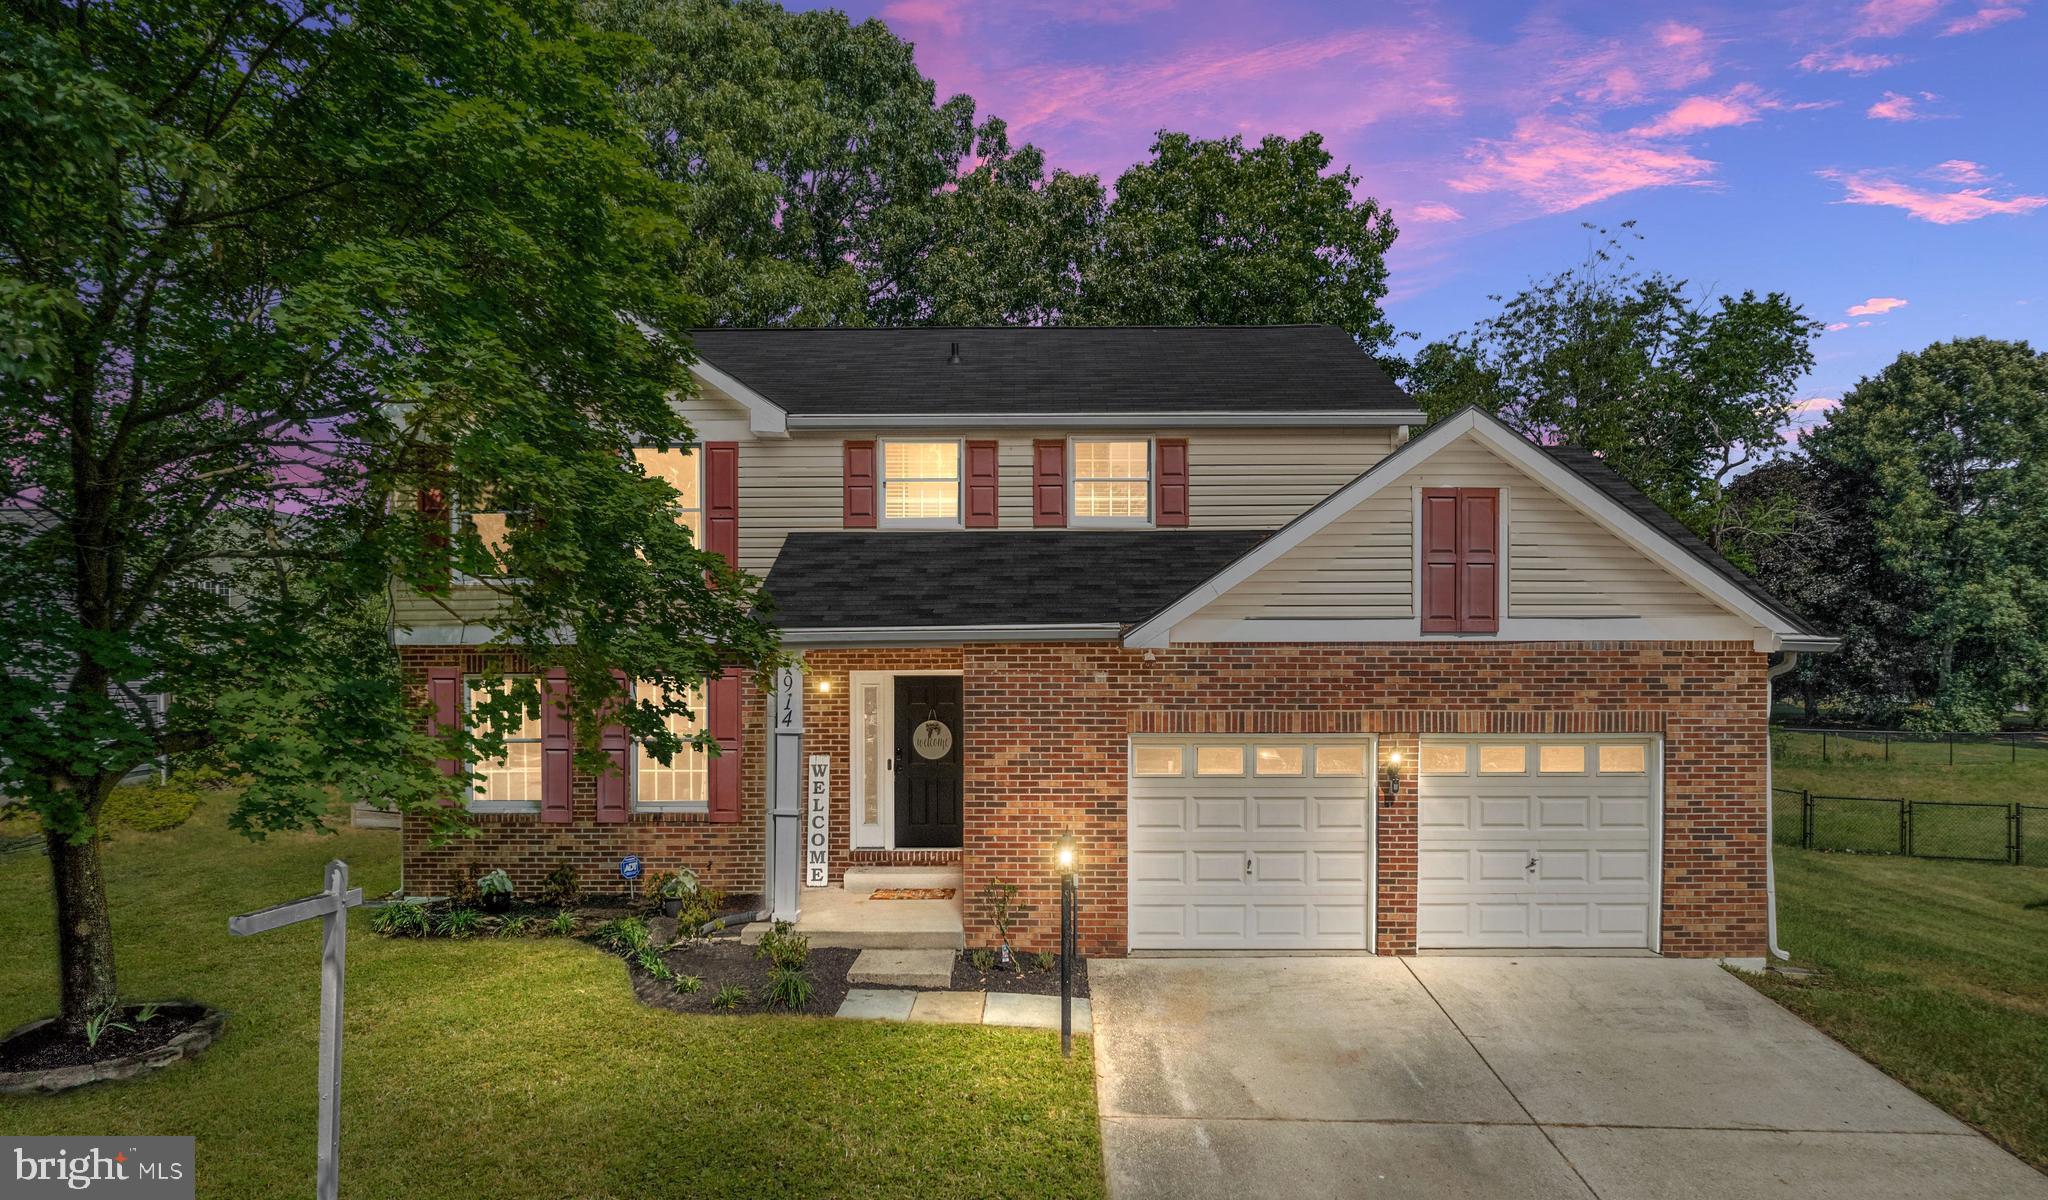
[49,832,119,1034]
[1801,677,1820,722]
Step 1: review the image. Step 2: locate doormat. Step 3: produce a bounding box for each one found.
[869,888,957,900]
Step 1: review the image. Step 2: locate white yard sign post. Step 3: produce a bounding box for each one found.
[229,860,363,1200]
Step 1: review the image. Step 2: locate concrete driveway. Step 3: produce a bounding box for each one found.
[1090,956,2047,1200]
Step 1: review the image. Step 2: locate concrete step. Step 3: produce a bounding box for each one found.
[847,948,957,989]
[742,918,966,951]
[842,864,962,896]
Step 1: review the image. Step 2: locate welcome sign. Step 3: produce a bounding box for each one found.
[805,755,830,888]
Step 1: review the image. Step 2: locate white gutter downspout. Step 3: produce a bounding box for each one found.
[1764,651,1802,962]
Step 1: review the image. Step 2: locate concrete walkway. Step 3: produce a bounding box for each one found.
[1091,956,2047,1200]
[835,987,1093,1032]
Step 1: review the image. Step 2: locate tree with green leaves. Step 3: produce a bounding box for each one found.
[1800,338,2048,728]
[1407,224,1821,547]
[1,0,782,1034]
[1081,132,1399,353]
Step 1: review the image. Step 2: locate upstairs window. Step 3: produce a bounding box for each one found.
[882,441,961,524]
[633,447,703,540]
[1071,440,1151,524]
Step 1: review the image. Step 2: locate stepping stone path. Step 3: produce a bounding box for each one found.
[847,947,955,989]
[836,988,1092,1033]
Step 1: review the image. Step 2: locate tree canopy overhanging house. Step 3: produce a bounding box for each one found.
[0,0,782,1034]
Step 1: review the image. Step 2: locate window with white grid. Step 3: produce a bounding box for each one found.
[634,682,708,808]
[881,441,961,523]
[1071,440,1151,522]
[465,676,541,809]
[632,446,702,541]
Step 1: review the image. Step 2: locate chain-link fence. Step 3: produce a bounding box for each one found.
[1777,727,2048,766]
[1774,787,2040,865]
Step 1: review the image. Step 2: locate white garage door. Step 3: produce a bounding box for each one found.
[1416,738,1659,950]
[1128,737,1374,950]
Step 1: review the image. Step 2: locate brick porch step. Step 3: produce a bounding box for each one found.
[842,865,963,896]
[847,948,956,989]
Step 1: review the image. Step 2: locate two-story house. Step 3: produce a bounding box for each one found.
[393,325,1834,961]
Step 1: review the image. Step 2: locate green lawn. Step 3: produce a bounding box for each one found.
[1773,733,2048,863]
[1752,737,2048,1171]
[0,806,1103,1199]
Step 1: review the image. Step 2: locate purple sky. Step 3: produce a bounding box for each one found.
[804,0,2046,438]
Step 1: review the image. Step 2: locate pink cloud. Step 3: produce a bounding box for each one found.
[1943,3,2029,34]
[1404,201,1465,223]
[880,0,964,36]
[1548,19,1716,107]
[1855,0,1947,36]
[1826,322,1852,331]
[1866,90,1936,120]
[1821,169,2048,223]
[1927,159,1992,182]
[1847,296,1908,315]
[1450,117,1716,213]
[1630,84,1829,138]
[1795,49,1902,73]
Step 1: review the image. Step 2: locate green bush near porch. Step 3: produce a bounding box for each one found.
[0,810,1103,1199]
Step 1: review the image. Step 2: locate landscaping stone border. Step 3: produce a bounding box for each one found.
[0,1004,226,1096]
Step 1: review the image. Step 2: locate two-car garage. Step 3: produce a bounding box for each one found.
[1126,734,1661,953]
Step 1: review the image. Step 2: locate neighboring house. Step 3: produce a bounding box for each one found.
[393,325,1834,961]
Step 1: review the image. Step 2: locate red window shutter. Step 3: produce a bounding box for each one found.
[703,442,739,565]
[1458,489,1500,633]
[1419,489,1462,633]
[1032,440,1066,527]
[539,669,573,824]
[428,666,462,793]
[707,667,743,823]
[965,440,1000,528]
[1155,438,1189,527]
[843,440,877,528]
[595,670,630,824]
[417,486,450,549]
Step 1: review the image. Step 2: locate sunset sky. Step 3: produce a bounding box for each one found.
[806,0,2046,437]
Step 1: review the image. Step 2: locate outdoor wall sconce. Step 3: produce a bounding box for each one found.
[815,678,831,693]
[1381,750,1405,803]
[1053,831,1080,1057]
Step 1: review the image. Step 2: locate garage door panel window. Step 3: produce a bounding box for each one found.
[1597,744,1647,773]
[1420,744,1467,775]
[1538,744,1587,774]
[1132,744,1184,776]
[1313,745,1367,776]
[1255,745,1305,775]
[1478,745,1528,774]
[1195,745,1245,776]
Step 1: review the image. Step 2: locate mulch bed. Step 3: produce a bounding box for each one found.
[953,952,1089,998]
[869,887,957,900]
[628,939,863,1018]
[0,1002,221,1081]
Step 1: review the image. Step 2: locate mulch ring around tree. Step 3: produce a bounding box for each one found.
[626,939,863,1017]
[0,1003,226,1095]
[954,952,1088,997]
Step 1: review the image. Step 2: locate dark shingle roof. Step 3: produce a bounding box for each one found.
[1536,443,1828,639]
[690,326,1417,417]
[764,531,1269,630]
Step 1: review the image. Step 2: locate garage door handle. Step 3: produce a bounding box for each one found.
[1245,856,1253,875]
[1526,856,1538,873]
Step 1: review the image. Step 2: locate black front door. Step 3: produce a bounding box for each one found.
[894,675,963,849]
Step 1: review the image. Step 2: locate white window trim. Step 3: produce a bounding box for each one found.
[847,669,965,850]
[1409,483,1509,638]
[1067,436,1155,528]
[629,679,710,814]
[463,674,541,813]
[877,438,966,529]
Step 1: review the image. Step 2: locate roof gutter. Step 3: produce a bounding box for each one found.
[1779,635,1842,653]
[1763,651,1803,964]
[782,411,1426,430]
[780,623,1124,647]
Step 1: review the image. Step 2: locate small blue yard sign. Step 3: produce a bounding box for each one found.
[619,855,642,881]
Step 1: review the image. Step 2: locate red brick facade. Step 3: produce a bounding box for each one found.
[400,640,1771,961]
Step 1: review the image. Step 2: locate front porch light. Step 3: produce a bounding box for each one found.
[1381,749,1406,800]
[815,678,831,693]
[1054,831,1079,877]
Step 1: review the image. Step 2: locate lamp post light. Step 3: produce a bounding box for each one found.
[1054,831,1079,1058]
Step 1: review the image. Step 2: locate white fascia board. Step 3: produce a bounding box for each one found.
[391,624,501,646]
[1126,408,1809,649]
[782,411,1426,430]
[781,623,1122,647]
[689,359,788,437]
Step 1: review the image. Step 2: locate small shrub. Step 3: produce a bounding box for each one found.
[546,910,578,937]
[370,903,430,938]
[656,868,699,901]
[675,974,703,994]
[755,921,810,971]
[712,984,746,1010]
[477,869,514,899]
[84,1002,134,1050]
[1033,951,1056,973]
[449,870,483,909]
[980,881,1020,962]
[436,907,481,939]
[536,863,580,908]
[594,917,652,955]
[766,966,813,1010]
[134,1001,161,1024]
[494,915,533,938]
[968,948,995,973]
[634,948,674,982]
[101,779,207,832]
